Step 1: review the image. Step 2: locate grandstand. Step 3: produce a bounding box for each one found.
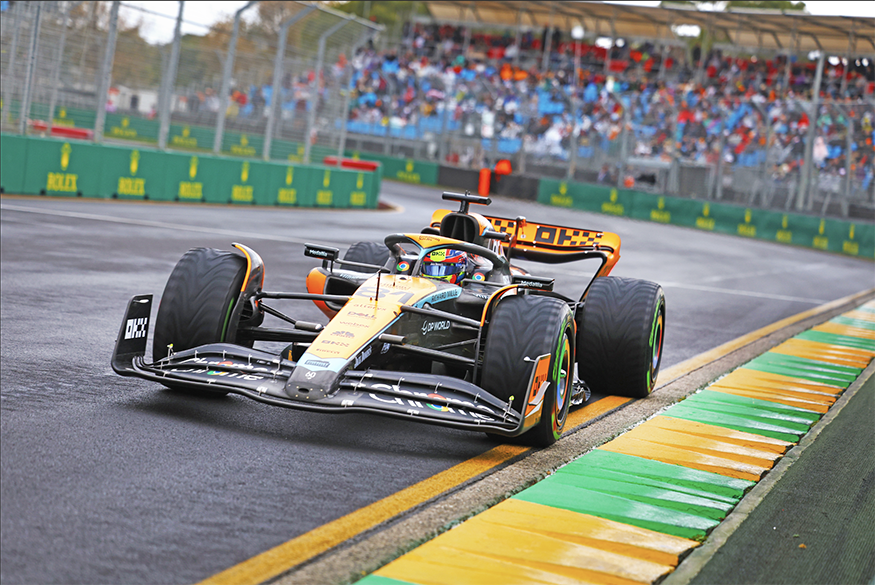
[1,1,872,219]
[342,1,874,217]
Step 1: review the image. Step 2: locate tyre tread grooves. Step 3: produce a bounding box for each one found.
[578,277,665,398]
[153,248,246,361]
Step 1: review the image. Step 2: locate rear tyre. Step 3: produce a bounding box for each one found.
[577,277,665,398]
[343,241,390,272]
[481,295,575,447]
[153,248,247,386]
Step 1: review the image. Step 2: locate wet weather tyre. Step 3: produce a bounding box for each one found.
[152,247,247,365]
[481,295,575,447]
[343,241,390,272]
[577,277,665,399]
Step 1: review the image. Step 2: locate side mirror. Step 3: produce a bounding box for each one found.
[304,244,339,269]
[304,244,339,262]
[512,275,554,291]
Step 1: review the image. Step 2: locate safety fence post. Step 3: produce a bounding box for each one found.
[158,2,184,150]
[214,1,258,155]
[94,1,120,143]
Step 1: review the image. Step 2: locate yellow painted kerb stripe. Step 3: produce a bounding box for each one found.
[656,287,875,386]
[197,397,633,585]
[198,286,875,585]
[196,444,529,585]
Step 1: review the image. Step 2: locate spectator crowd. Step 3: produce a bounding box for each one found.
[207,22,875,197]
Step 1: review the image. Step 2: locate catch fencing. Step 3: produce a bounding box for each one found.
[0,1,382,165]
[341,86,874,221]
[2,1,872,221]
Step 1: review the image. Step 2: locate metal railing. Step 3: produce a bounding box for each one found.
[2,2,871,220]
[337,57,874,219]
[1,0,382,164]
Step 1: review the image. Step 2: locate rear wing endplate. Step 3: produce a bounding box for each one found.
[484,215,620,275]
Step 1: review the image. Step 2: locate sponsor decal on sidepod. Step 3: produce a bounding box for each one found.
[305,359,330,368]
[354,346,372,368]
[422,320,452,335]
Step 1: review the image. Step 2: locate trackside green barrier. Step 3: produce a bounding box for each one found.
[98,144,172,200]
[0,134,381,209]
[539,178,874,259]
[175,155,251,204]
[348,151,439,185]
[4,102,97,129]
[14,99,438,183]
[29,104,97,130]
[105,113,160,143]
[355,167,382,208]
[21,135,105,197]
[168,123,214,151]
[261,162,317,207]
[0,133,27,193]
[271,140,337,164]
[222,131,263,158]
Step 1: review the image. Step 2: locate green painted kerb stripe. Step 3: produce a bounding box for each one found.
[830,316,875,331]
[514,481,719,540]
[690,391,822,425]
[356,576,415,585]
[545,471,735,520]
[753,353,862,376]
[664,406,805,442]
[564,449,754,500]
[795,330,875,352]
[557,462,738,505]
[744,354,860,386]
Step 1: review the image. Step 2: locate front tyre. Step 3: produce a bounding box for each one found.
[152,247,247,363]
[577,277,665,398]
[343,241,390,271]
[481,295,575,447]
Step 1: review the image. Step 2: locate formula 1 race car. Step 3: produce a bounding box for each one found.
[112,192,665,446]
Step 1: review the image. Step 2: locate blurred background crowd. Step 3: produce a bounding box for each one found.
[216,20,873,200]
[2,0,872,214]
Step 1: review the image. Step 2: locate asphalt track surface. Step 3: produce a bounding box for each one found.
[1,182,872,585]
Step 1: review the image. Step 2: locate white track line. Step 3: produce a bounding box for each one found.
[0,203,833,305]
[0,203,334,246]
[659,282,829,304]
[696,263,828,284]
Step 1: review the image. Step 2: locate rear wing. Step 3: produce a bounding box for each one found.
[484,215,620,276]
[427,208,620,276]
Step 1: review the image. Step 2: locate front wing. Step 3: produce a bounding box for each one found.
[112,296,522,435]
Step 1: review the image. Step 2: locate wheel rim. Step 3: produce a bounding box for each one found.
[648,305,665,394]
[651,310,664,371]
[555,333,571,426]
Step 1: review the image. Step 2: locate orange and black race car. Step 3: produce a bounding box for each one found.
[112,192,665,446]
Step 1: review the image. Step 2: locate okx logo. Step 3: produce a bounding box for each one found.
[124,317,148,340]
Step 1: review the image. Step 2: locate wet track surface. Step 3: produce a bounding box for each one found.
[1,184,872,584]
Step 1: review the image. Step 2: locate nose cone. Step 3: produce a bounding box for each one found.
[284,365,339,400]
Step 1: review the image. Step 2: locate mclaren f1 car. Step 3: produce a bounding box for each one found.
[112,192,665,446]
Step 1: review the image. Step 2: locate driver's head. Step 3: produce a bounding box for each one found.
[421,248,467,284]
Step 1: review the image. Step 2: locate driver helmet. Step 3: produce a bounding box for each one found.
[421,249,467,284]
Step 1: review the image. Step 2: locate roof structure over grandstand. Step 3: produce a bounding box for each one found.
[418,1,875,55]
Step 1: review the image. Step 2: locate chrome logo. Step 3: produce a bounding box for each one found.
[426,392,449,411]
[397,261,410,272]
